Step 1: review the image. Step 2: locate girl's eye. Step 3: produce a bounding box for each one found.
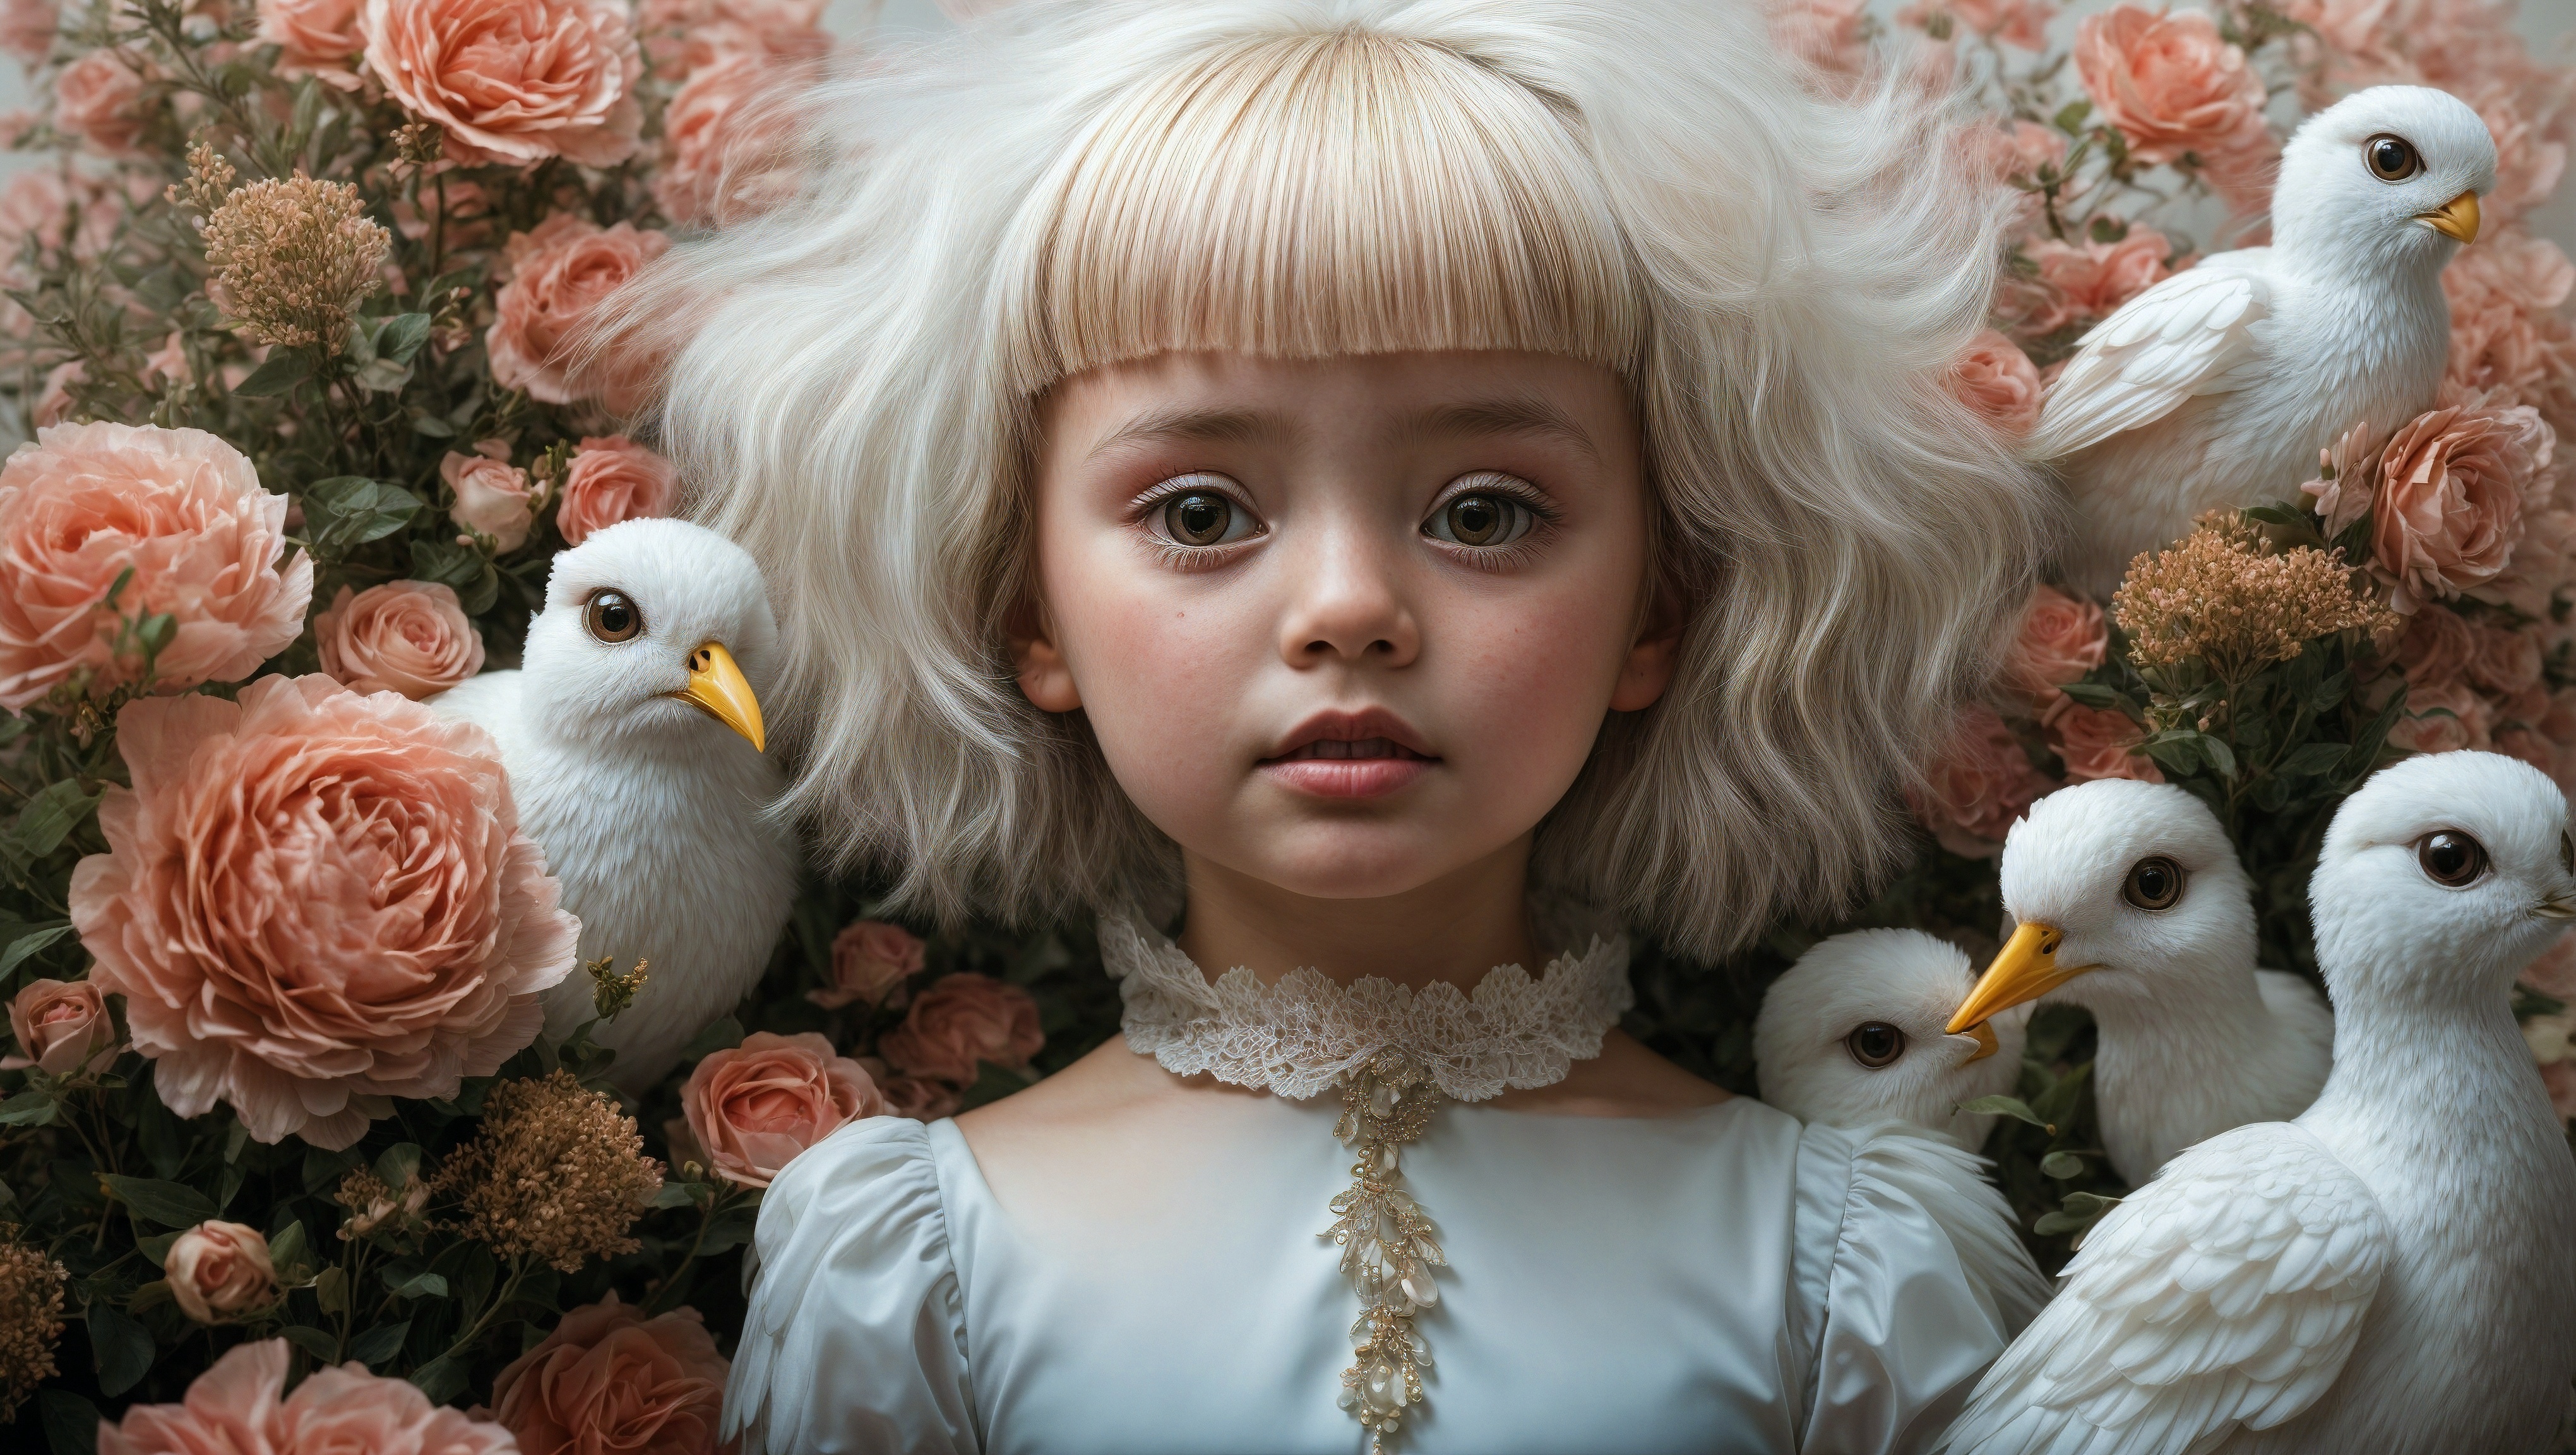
[1423,479,1539,549]
[1150,480,1259,549]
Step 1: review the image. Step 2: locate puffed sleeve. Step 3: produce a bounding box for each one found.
[1787,1120,2054,1455]
[723,1116,979,1455]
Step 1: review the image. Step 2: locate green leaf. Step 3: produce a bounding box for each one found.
[2056,681,2131,712]
[13,779,100,859]
[2034,1189,2124,1238]
[314,1264,349,1315]
[2087,213,2127,244]
[373,1142,424,1190]
[2053,99,2093,134]
[125,1278,173,1314]
[2197,733,2239,779]
[86,1299,155,1397]
[408,539,499,614]
[2241,503,2306,525]
[39,1387,101,1455]
[697,1196,762,1257]
[383,1268,447,1300]
[232,352,313,398]
[268,1219,313,1280]
[0,923,74,979]
[378,313,434,364]
[0,1090,58,1127]
[301,477,423,556]
[2143,734,2204,778]
[2280,742,2347,778]
[100,1175,217,1229]
[350,1319,411,1367]
[1957,1094,2054,1133]
[281,1324,340,1362]
[410,1354,468,1405]
[134,1231,181,1267]
[677,1016,744,1062]
[2039,1150,2086,1180]
[353,357,413,394]
[650,1181,703,1210]
[408,411,458,438]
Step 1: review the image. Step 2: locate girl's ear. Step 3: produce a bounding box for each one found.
[1610,580,1684,714]
[1006,600,1083,712]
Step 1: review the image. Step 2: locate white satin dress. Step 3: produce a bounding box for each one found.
[722,1083,2039,1455]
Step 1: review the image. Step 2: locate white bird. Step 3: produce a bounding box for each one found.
[1756,928,2032,1148]
[1948,779,2334,1187]
[2032,85,2498,597]
[1940,751,2576,1455]
[431,518,799,1093]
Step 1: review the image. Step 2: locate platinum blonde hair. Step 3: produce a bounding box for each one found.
[615,0,2056,959]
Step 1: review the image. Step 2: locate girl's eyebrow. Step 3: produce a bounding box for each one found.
[1082,393,1598,462]
[1085,405,1292,459]
[1409,395,1601,462]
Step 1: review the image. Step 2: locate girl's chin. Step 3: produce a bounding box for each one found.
[1255,757,1433,799]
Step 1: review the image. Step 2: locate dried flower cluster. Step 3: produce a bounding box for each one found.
[2114,515,2399,686]
[434,1072,662,1272]
[196,171,391,352]
[0,1229,65,1420]
[336,1166,430,1240]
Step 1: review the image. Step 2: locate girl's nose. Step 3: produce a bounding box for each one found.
[1276,524,1420,669]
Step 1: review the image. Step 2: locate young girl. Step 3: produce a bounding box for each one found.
[628,1,2057,1450]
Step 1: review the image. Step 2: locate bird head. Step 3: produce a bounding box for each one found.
[2311,751,2575,1010]
[2273,85,2498,266]
[1755,929,2029,1146]
[520,518,780,753]
[1951,779,2257,1034]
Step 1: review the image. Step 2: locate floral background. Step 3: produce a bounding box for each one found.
[0,0,2570,1449]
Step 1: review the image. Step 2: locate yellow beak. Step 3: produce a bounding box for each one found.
[2419,190,2481,244]
[667,641,765,753]
[1959,1019,2000,1063]
[2538,892,2576,921]
[1947,920,2094,1036]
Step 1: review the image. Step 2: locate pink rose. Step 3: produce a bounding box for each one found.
[1767,0,1869,84]
[638,0,825,81]
[258,0,364,87]
[681,1031,883,1188]
[2371,400,2552,609]
[141,332,189,388]
[164,1221,275,1323]
[30,359,81,429]
[361,0,642,167]
[313,580,486,699]
[2460,81,2565,230]
[2001,227,2178,337]
[100,1340,516,1455]
[1899,0,2055,49]
[809,919,924,1010]
[2443,231,2576,422]
[2388,676,2493,754]
[2395,602,2477,689]
[2466,622,2543,696]
[4,979,117,1075]
[2525,930,2576,1002]
[2046,704,2163,784]
[2003,584,2108,716]
[1907,703,2057,857]
[0,422,313,712]
[443,441,534,553]
[555,436,674,546]
[390,177,494,247]
[489,1293,726,1455]
[486,215,672,409]
[1,0,53,61]
[2074,7,2274,169]
[1949,330,2046,437]
[880,973,1045,1087]
[868,1062,962,1122]
[69,675,578,1149]
[650,52,807,228]
[53,47,150,157]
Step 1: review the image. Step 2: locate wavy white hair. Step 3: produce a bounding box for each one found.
[611,0,2058,959]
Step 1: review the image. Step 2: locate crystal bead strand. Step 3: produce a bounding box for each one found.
[1324,1051,1446,1454]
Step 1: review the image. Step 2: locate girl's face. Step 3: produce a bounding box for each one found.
[1019,350,1674,903]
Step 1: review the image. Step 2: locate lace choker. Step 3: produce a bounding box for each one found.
[1101,911,1633,1454]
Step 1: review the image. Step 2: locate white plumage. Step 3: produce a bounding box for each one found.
[2034,86,2498,596]
[1940,751,2576,1454]
[1953,779,2334,1187]
[431,518,799,1093]
[1756,928,2032,1148]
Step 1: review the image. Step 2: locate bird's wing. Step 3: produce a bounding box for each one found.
[2025,260,2271,461]
[1939,1122,2387,1455]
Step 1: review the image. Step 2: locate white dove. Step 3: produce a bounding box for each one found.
[431,518,799,1093]
[1756,928,2032,1148]
[1946,779,2334,1187]
[2033,85,2498,597]
[1939,751,2576,1455]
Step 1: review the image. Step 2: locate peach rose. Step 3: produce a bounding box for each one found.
[164,1221,275,1322]
[2046,703,2163,784]
[555,436,674,546]
[489,1293,726,1455]
[2003,584,2108,715]
[100,1339,517,1455]
[880,973,1044,1087]
[314,580,486,699]
[1,0,54,62]
[2388,676,2493,754]
[361,0,642,167]
[650,52,808,228]
[54,47,150,157]
[2443,231,2576,423]
[2466,622,2543,696]
[1950,330,2046,437]
[2395,602,2477,689]
[2001,227,2177,337]
[443,441,534,552]
[258,0,364,86]
[1907,703,2056,857]
[1899,0,2054,49]
[869,1061,962,1122]
[2074,7,2272,169]
[4,978,117,1075]
[487,215,671,409]
[2460,81,2565,230]
[680,1031,882,1188]
[2525,929,2576,1001]
[390,177,493,246]
[1767,0,1869,83]
[2371,400,2552,609]
[638,0,825,80]
[809,919,924,1010]
[0,422,313,712]
[69,675,578,1149]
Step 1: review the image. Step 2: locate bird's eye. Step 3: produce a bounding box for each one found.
[2418,830,2490,887]
[1423,482,1537,549]
[1153,481,1258,549]
[2364,134,2421,182]
[584,589,643,644]
[1844,1021,1907,1069]
[2121,855,2187,911]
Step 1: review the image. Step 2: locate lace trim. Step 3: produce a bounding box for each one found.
[1100,911,1634,1103]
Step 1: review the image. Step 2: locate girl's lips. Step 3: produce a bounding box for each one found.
[1258,735,1435,798]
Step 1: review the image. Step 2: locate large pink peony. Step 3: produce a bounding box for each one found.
[361,0,642,167]
[880,973,1044,1088]
[314,580,486,698]
[680,1031,881,1188]
[488,1294,725,1455]
[68,675,578,1149]
[258,0,366,87]
[2003,584,2108,717]
[1948,329,2046,437]
[2371,400,2552,609]
[4,978,117,1075]
[0,422,313,712]
[2443,230,2576,428]
[554,435,674,546]
[99,1339,518,1455]
[1907,703,2057,857]
[486,215,671,409]
[2074,7,2274,169]
[53,47,150,157]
